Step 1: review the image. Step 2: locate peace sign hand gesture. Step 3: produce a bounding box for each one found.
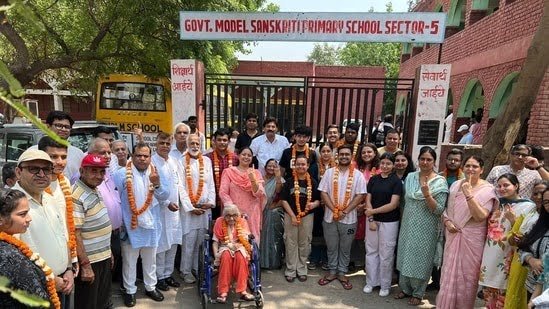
[149,165,160,188]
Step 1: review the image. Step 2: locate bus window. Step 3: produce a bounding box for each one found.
[100,82,166,112]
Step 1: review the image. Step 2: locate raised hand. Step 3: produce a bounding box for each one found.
[421,176,431,197]
[149,165,160,187]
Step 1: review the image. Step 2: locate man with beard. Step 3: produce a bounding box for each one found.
[170,123,191,162]
[206,128,237,219]
[316,124,340,157]
[235,113,260,152]
[336,123,361,161]
[250,117,290,175]
[151,132,182,291]
[113,143,169,306]
[179,134,216,284]
[280,125,318,180]
[317,145,367,290]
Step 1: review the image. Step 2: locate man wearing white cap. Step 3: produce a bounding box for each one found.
[457,124,473,144]
[14,148,74,309]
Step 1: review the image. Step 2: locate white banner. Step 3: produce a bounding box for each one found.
[179,12,446,43]
[411,64,452,166]
[170,59,198,130]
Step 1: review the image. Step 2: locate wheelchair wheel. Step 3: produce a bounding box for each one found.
[197,243,205,297]
[254,290,264,308]
[201,292,208,309]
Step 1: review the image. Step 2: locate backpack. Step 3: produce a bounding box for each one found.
[373,125,386,147]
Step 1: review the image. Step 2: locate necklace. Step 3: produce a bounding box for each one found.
[185,153,205,206]
[221,218,251,255]
[212,150,233,195]
[0,232,61,309]
[293,170,312,224]
[332,165,355,221]
[125,162,154,229]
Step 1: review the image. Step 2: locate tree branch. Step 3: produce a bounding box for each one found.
[25,2,70,54]
[0,0,30,72]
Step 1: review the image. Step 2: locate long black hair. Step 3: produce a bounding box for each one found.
[519,187,549,252]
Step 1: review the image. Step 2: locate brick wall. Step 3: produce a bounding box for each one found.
[400,0,548,146]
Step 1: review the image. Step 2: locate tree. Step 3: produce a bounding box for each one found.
[481,0,549,175]
[307,43,340,65]
[0,0,271,90]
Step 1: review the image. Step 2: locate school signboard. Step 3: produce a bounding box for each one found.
[179,12,446,43]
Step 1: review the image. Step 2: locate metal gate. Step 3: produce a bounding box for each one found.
[204,73,414,148]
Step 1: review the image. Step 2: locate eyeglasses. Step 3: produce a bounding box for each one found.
[225,214,239,218]
[512,152,529,158]
[52,123,71,130]
[20,165,53,175]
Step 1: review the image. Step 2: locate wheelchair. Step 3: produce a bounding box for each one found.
[197,223,264,308]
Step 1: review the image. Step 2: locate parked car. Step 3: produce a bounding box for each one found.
[68,121,120,152]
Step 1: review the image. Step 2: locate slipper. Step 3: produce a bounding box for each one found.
[216,293,227,304]
[394,291,410,299]
[339,278,353,290]
[285,276,295,283]
[240,293,254,301]
[407,297,422,306]
[298,275,307,282]
[318,275,337,286]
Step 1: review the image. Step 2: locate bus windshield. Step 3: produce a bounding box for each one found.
[100,82,166,111]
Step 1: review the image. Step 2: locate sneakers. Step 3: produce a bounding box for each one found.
[363,285,373,294]
[307,262,317,270]
[182,273,196,284]
[379,289,390,297]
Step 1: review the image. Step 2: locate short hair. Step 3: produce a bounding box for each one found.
[222,204,241,217]
[92,126,112,137]
[87,138,109,153]
[511,144,531,155]
[0,188,27,222]
[112,140,127,149]
[174,122,190,133]
[529,144,544,161]
[188,116,198,122]
[326,124,339,133]
[38,136,68,151]
[294,154,309,164]
[383,114,393,123]
[262,117,278,128]
[132,142,151,155]
[385,129,399,137]
[2,162,17,186]
[446,148,464,160]
[46,110,74,126]
[346,122,360,132]
[337,144,354,153]
[418,146,437,162]
[186,133,201,146]
[213,128,231,139]
[156,132,172,140]
[294,125,312,137]
[245,113,258,121]
[379,152,396,163]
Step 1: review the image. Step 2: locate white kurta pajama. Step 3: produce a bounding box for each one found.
[178,155,216,276]
[113,164,169,294]
[152,153,183,281]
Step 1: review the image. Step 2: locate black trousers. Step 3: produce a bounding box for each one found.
[75,258,112,309]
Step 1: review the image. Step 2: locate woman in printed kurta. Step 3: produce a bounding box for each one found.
[220,147,266,243]
[395,146,448,306]
[436,156,498,309]
[479,173,536,309]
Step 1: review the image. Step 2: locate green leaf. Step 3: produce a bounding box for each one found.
[0,61,25,97]
[8,289,50,307]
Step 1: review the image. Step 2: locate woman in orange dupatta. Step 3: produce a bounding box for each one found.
[436,155,498,309]
[220,147,266,243]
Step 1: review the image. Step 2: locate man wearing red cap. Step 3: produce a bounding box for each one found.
[72,154,113,309]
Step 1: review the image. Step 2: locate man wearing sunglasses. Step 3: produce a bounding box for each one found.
[14,148,74,309]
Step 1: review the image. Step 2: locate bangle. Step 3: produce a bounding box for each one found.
[80,260,90,267]
[466,195,474,201]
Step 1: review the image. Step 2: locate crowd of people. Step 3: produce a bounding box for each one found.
[0,110,548,309]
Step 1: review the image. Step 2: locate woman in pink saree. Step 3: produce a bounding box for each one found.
[436,155,499,309]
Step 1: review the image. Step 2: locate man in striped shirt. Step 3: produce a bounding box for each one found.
[73,154,113,309]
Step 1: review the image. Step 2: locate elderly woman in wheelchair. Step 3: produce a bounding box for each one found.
[212,204,255,303]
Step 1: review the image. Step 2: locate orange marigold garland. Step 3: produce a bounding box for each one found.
[0,232,61,309]
[293,170,312,224]
[221,218,252,255]
[334,141,359,164]
[57,174,77,260]
[125,162,154,229]
[212,150,233,195]
[319,158,336,178]
[290,145,309,169]
[186,153,205,206]
[332,164,355,221]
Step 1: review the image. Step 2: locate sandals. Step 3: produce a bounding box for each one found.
[318,275,337,286]
[394,291,410,299]
[298,275,307,282]
[285,276,295,283]
[407,297,423,306]
[240,293,255,301]
[339,278,353,290]
[216,293,227,304]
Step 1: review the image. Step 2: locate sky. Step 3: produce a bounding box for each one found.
[236,0,409,61]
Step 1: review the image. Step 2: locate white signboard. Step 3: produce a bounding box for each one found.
[411,64,452,166]
[179,12,446,43]
[170,59,198,128]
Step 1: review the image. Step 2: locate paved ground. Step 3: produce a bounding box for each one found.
[112,268,486,308]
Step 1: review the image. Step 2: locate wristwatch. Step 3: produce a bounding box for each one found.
[536,165,544,170]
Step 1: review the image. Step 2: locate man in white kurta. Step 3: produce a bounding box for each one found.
[152,133,183,291]
[318,145,367,288]
[178,134,216,284]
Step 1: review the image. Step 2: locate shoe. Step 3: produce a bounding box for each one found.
[307,262,317,270]
[363,285,373,294]
[165,277,181,288]
[123,293,136,307]
[427,282,440,291]
[145,289,164,302]
[183,273,196,284]
[321,263,330,271]
[379,289,390,297]
[156,279,169,291]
